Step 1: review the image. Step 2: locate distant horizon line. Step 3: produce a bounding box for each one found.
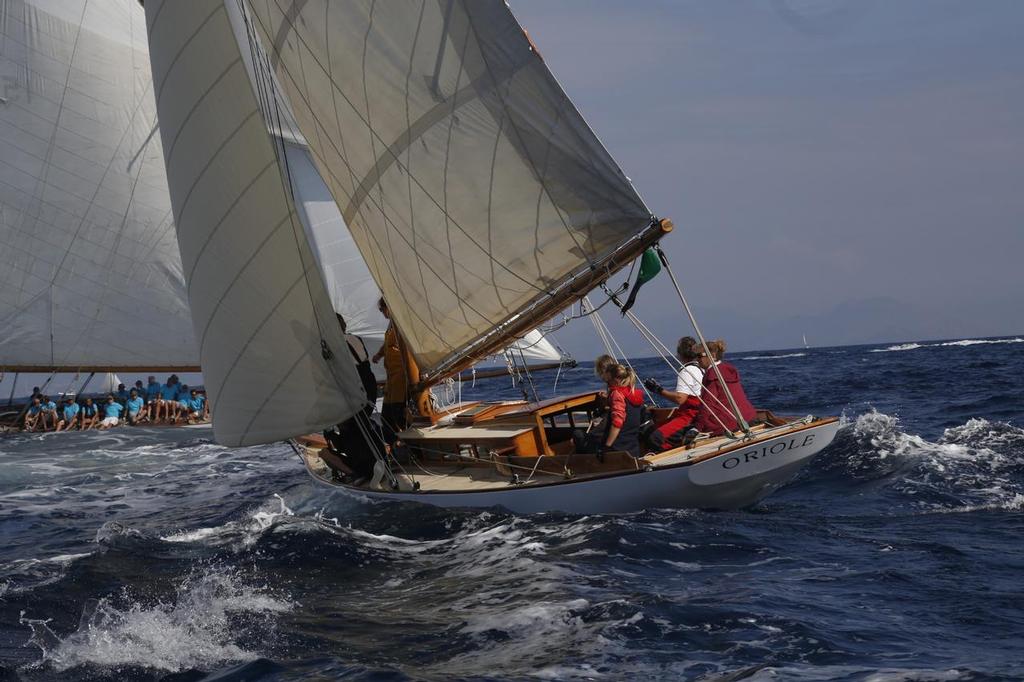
[566,332,1024,363]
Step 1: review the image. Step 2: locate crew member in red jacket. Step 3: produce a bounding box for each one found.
[693,339,758,435]
[574,363,646,458]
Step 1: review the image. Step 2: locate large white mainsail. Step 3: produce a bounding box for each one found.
[144,0,367,445]
[0,0,196,371]
[243,0,660,382]
[287,140,569,377]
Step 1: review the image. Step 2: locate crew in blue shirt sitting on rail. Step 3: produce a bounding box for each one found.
[23,397,44,432]
[80,397,100,430]
[40,396,58,430]
[157,376,180,423]
[145,376,163,421]
[125,389,147,425]
[55,397,81,432]
[181,389,207,423]
[97,395,124,429]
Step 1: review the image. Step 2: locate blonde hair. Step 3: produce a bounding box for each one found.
[594,354,616,380]
[705,339,726,361]
[607,363,636,387]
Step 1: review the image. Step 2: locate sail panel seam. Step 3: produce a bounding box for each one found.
[153,4,224,107]
[249,0,548,296]
[209,269,306,421]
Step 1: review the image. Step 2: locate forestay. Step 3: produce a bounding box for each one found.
[0,0,196,370]
[145,0,367,445]
[243,0,655,381]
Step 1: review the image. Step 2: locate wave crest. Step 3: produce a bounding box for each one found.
[810,412,1024,513]
[735,352,807,361]
[20,567,290,673]
[871,338,1023,353]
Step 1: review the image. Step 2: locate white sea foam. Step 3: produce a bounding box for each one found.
[21,568,291,673]
[0,552,93,596]
[871,337,1023,353]
[938,337,1024,347]
[745,666,971,681]
[849,412,1024,512]
[870,343,924,353]
[735,352,807,360]
[161,494,294,547]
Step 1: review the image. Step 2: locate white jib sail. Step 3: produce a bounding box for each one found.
[243,0,653,378]
[144,0,367,445]
[507,328,563,364]
[0,0,197,370]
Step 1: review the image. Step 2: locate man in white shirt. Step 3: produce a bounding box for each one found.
[642,336,705,450]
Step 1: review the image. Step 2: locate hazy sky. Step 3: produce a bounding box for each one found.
[508,0,1024,356]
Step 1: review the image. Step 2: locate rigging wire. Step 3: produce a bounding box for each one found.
[615,304,736,437]
[518,347,540,403]
[654,245,750,435]
[585,296,657,404]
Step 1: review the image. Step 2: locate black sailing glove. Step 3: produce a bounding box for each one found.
[643,377,663,395]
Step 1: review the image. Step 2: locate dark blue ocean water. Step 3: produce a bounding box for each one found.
[2,337,1023,681]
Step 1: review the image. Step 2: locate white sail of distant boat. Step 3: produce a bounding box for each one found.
[803,333,809,349]
[143,0,840,512]
[0,0,196,374]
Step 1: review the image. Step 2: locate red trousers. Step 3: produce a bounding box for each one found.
[647,405,699,451]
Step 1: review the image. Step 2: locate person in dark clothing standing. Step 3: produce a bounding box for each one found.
[338,314,378,407]
[321,314,386,481]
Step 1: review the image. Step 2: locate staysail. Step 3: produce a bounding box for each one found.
[0,0,196,372]
[145,0,367,445]
[242,0,664,384]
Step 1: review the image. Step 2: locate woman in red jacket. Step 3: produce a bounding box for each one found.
[574,363,646,458]
[693,339,758,436]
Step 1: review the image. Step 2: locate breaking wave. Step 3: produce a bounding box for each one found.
[803,412,1024,513]
[870,343,924,353]
[734,352,807,360]
[871,337,1024,353]
[20,568,291,673]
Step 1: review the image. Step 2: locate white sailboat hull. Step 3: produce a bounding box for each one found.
[303,420,841,514]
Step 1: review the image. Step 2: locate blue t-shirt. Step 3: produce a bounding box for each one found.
[27,404,42,415]
[62,403,80,420]
[126,397,145,414]
[82,404,98,417]
[146,382,162,399]
[187,397,205,412]
[160,384,178,400]
[103,402,123,419]
[43,401,57,411]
